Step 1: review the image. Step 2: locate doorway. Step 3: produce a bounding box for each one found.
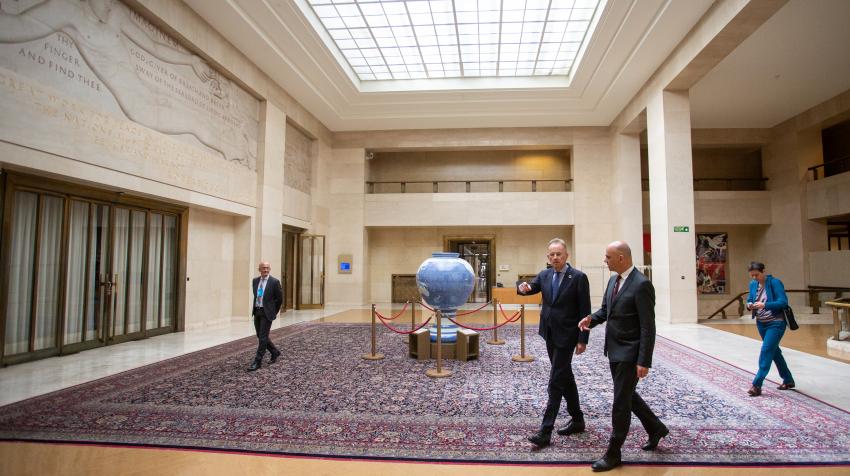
[281,226,302,311]
[297,234,325,309]
[0,174,182,365]
[444,235,495,303]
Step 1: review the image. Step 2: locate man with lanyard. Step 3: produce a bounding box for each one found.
[248,261,283,371]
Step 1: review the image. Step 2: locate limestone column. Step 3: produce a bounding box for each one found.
[254,101,286,273]
[611,132,645,265]
[327,148,368,306]
[646,90,697,323]
[572,128,614,304]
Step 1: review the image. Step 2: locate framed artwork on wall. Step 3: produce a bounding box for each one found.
[696,232,728,294]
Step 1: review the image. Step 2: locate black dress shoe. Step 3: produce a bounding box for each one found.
[269,351,281,364]
[527,430,552,448]
[247,361,261,371]
[642,426,669,451]
[591,452,622,472]
[556,420,586,436]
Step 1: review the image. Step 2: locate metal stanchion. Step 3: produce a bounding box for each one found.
[511,304,534,362]
[487,299,505,345]
[362,303,385,360]
[405,301,416,344]
[426,310,452,378]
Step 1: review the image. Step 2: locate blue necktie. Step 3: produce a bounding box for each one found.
[552,271,562,297]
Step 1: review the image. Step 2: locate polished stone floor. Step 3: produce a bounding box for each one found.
[2,305,849,475]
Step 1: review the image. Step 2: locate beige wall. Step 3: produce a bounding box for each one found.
[368,150,570,184]
[806,171,850,220]
[368,226,571,303]
[809,251,850,288]
[364,192,574,227]
[185,208,241,329]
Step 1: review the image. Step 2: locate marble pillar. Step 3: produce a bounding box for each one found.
[255,101,286,275]
[646,90,698,323]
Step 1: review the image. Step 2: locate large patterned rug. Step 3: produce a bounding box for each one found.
[0,322,848,466]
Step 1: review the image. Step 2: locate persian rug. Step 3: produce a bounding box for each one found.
[0,322,849,466]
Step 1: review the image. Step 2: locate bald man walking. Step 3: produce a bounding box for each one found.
[578,241,668,472]
[248,261,283,371]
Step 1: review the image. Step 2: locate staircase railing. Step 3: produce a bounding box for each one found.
[705,287,850,320]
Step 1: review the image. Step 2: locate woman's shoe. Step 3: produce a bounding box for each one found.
[777,382,795,390]
[747,385,762,396]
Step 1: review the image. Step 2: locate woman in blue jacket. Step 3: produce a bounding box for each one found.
[745,261,795,396]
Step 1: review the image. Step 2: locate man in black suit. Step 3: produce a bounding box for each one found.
[579,241,668,472]
[518,238,591,448]
[248,261,283,371]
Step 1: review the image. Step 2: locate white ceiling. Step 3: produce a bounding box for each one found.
[690,0,850,129]
[184,0,850,132]
[185,0,712,131]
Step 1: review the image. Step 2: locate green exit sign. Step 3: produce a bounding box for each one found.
[674,226,690,232]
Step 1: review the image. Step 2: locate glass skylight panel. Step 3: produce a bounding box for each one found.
[305,0,603,81]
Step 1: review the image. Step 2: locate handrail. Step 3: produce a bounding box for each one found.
[705,292,748,320]
[807,154,850,180]
[704,287,850,319]
[366,179,572,194]
[825,298,850,309]
[640,177,768,191]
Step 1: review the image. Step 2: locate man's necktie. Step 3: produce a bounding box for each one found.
[552,271,562,297]
[611,275,622,302]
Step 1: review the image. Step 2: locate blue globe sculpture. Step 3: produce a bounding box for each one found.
[416,252,475,342]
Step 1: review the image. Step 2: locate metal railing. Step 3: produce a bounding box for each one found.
[807,155,850,180]
[704,286,850,320]
[366,179,572,194]
[640,177,768,191]
[825,298,850,341]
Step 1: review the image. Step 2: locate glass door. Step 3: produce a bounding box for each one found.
[297,234,324,309]
[62,200,110,353]
[0,174,183,365]
[2,190,65,361]
[109,208,146,343]
[281,229,299,311]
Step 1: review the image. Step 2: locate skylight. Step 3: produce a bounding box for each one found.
[303,0,604,81]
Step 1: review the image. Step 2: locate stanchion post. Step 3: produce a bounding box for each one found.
[426,310,452,378]
[404,301,416,344]
[362,303,385,360]
[487,299,505,345]
[512,304,534,362]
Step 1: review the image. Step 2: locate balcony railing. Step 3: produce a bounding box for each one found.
[640,177,768,191]
[366,179,572,194]
[808,155,850,180]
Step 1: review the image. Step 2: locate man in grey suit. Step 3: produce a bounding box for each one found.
[518,238,591,448]
[248,261,283,371]
[578,241,668,472]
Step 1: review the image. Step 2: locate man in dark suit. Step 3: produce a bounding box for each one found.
[248,261,283,371]
[518,238,591,448]
[579,241,668,472]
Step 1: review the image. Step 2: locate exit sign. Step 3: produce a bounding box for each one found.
[673,226,690,232]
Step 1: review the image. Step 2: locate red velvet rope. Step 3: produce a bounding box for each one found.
[376,314,433,334]
[454,300,492,316]
[499,303,522,321]
[373,301,410,321]
[418,300,494,315]
[446,309,521,331]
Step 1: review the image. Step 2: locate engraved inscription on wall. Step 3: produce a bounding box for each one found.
[0,0,259,170]
[285,123,313,195]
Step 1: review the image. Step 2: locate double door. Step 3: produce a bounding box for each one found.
[2,177,180,364]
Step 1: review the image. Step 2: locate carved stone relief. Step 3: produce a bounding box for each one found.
[0,0,259,170]
[284,123,312,195]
